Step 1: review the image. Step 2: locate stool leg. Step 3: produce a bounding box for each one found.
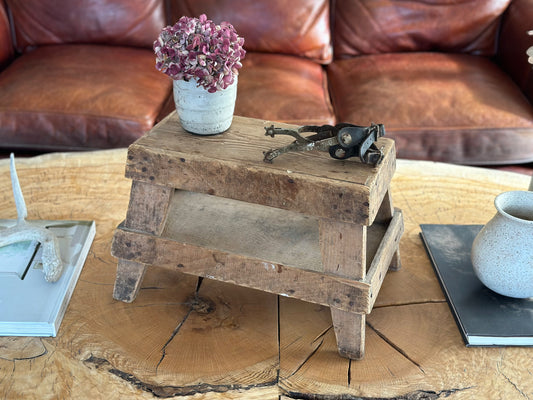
[113,181,173,303]
[389,247,402,271]
[124,180,173,235]
[319,218,366,359]
[319,219,366,279]
[113,259,147,303]
[331,309,366,360]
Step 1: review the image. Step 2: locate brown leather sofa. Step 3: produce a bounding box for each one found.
[0,0,172,151]
[1,0,533,170]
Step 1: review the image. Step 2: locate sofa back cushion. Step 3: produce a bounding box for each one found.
[0,2,13,68]
[6,0,165,52]
[334,0,512,59]
[169,0,332,63]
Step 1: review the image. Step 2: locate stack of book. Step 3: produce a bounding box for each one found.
[0,220,95,337]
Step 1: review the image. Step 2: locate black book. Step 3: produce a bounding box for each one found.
[420,224,533,346]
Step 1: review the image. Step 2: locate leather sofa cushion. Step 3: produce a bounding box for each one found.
[334,0,511,58]
[6,0,165,52]
[498,0,533,101]
[0,3,12,68]
[0,45,171,151]
[235,53,334,125]
[169,0,332,63]
[328,52,533,165]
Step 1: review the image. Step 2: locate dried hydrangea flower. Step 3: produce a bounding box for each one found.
[154,14,246,93]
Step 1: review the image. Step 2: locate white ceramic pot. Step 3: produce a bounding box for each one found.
[173,77,237,135]
[471,190,533,298]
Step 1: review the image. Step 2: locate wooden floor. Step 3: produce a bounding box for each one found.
[0,149,532,399]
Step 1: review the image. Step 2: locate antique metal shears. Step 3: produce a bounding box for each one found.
[263,123,385,165]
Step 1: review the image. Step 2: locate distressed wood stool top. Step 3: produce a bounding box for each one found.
[124,113,396,226]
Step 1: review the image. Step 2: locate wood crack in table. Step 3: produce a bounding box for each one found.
[111,114,404,360]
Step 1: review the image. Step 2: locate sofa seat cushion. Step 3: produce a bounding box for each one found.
[0,44,171,151]
[328,52,533,165]
[235,53,334,126]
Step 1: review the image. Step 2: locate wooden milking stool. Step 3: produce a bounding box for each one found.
[111,114,403,360]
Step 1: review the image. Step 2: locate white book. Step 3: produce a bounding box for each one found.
[0,220,96,336]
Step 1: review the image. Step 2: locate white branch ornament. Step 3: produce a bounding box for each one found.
[0,154,63,282]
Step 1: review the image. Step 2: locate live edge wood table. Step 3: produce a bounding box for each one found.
[1,137,532,400]
[110,114,403,361]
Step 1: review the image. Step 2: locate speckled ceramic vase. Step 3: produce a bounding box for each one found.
[471,190,533,298]
[173,77,237,135]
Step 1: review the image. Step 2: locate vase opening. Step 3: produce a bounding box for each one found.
[495,191,533,223]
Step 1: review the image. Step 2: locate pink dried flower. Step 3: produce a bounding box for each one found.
[154,14,246,93]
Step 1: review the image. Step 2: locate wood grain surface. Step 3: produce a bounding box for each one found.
[0,148,532,399]
[124,114,396,225]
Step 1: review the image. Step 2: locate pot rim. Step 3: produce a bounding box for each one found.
[494,190,533,224]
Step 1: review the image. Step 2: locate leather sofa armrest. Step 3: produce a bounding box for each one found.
[498,0,533,102]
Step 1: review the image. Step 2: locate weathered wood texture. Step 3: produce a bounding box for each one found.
[320,216,368,359]
[113,115,402,360]
[113,259,147,303]
[124,114,396,225]
[319,218,366,280]
[124,180,172,235]
[375,190,401,271]
[111,194,403,315]
[1,149,532,399]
